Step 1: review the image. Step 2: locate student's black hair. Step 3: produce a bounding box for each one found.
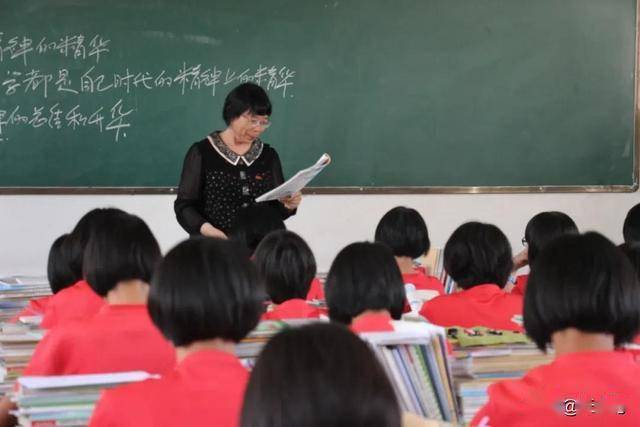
[222,83,272,125]
[83,210,161,297]
[443,222,513,289]
[67,208,125,281]
[524,211,578,263]
[374,206,430,259]
[325,242,405,324]
[241,323,401,427]
[254,230,317,304]
[228,204,286,255]
[46,234,76,294]
[524,232,640,351]
[623,203,640,247]
[149,237,263,346]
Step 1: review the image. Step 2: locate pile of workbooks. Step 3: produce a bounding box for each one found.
[448,327,554,423]
[0,276,51,323]
[13,371,154,427]
[0,324,44,395]
[361,322,459,424]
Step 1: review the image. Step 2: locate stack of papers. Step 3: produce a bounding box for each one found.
[447,327,553,423]
[360,322,459,424]
[0,276,51,323]
[13,371,155,426]
[0,326,44,395]
[255,153,331,202]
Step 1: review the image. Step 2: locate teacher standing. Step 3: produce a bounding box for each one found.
[174,83,301,238]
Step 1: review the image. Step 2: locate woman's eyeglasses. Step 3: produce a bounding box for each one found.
[243,114,271,129]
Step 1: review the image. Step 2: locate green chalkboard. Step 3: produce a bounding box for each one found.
[0,0,637,192]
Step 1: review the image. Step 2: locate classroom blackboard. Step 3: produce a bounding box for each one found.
[0,0,637,193]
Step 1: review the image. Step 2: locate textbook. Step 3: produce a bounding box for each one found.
[13,371,155,427]
[255,153,331,202]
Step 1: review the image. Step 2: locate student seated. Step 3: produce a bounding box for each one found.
[241,322,402,427]
[508,211,578,296]
[621,202,640,276]
[375,206,445,296]
[419,222,523,331]
[89,237,263,427]
[228,204,286,255]
[23,210,175,375]
[325,242,405,333]
[254,230,322,320]
[471,232,640,426]
[10,233,76,322]
[40,209,122,328]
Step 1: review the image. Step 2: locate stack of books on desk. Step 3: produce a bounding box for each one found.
[0,324,43,395]
[13,371,153,427]
[448,327,553,423]
[0,276,51,323]
[361,322,459,424]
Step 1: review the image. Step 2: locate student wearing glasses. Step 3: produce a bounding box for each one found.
[174,82,301,239]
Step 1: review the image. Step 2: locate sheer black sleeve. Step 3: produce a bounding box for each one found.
[174,143,207,235]
[269,149,297,220]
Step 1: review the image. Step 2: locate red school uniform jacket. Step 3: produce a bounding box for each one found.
[471,351,640,427]
[350,312,395,334]
[24,304,175,376]
[10,295,52,323]
[402,270,445,295]
[40,280,105,329]
[419,284,523,332]
[510,274,529,297]
[88,349,248,427]
[305,277,325,301]
[262,298,322,321]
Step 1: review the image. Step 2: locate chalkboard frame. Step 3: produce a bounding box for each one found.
[0,1,638,195]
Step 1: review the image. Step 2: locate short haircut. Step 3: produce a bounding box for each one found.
[229,204,286,255]
[149,237,263,346]
[374,206,430,258]
[444,222,513,289]
[325,242,405,324]
[254,230,317,304]
[222,83,272,125]
[241,323,401,427]
[83,211,161,297]
[524,211,578,263]
[67,208,125,280]
[524,232,640,351]
[623,203,640,246]
[47,234,76,294]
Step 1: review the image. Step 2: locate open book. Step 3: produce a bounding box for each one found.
[255,153,331,202]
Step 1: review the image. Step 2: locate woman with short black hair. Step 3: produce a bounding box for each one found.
[89,237,264,427]
[325,242,405,332]
[419,222,523,331]
[375,206,445,297]
[254,230,321,320]
[471,232,640,426]
[241,323,402,427]
[509,211,578,295]
[174,82,301,238]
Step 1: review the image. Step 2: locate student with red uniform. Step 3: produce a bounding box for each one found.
[10,234,76,322]
[325,242,405,333]
[241,323,402,427]
[471,233,640,427]
[375,206,445,296]
[40,209,122,329]
[0,210,175,427]
[420,222,523,331]
[89,237,264,427]
[508,211,578,296]
[254,230,322,320]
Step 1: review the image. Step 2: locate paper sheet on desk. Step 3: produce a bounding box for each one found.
[255,153,331,202]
